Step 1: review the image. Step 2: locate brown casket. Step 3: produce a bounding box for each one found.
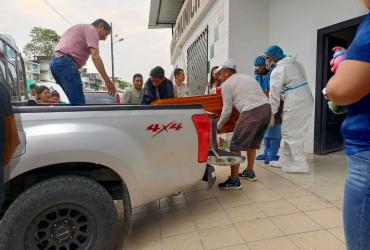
[152,94,239,133]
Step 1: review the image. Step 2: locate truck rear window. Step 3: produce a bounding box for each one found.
[0,38,27,102]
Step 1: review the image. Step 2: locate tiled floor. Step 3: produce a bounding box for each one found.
[124,152,347,250]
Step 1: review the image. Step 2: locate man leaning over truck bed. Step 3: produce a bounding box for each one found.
[140,66,174,105]
[50,19,116,105]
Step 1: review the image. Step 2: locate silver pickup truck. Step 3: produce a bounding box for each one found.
[0,35,233,250]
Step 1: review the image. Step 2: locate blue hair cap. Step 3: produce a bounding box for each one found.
[254,56,266,66]
[265,45,286,59]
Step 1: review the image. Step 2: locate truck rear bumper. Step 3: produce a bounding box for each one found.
[202,164,216,190]
[208,148,246,166]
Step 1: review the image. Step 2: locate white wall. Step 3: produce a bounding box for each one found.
[228,0,269,75]
[171,0,366,153]
[40,71,54,82]
[173,0,229,79]
[208,0,229,70]
[269,0,366,153]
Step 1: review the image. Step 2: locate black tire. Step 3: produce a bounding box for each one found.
[0,175,119,250]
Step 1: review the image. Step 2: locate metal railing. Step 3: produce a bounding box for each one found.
[187,27,208,96]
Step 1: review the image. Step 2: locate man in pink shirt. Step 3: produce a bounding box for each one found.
[50,19,116,105]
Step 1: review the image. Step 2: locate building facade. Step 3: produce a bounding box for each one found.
[25,60,40,83]
[148,0,366,154]
[80,72,105,91]
[32,56,55,82]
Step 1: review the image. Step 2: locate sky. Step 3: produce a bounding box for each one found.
[0,0,173,82]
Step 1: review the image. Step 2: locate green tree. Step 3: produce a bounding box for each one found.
[112,77,130,90]
[91,83,100,91]
[23,27,60,59]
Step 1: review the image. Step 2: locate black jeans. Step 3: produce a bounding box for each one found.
[0,162,3,209]
[0,122,4,209]
[0,151,5,208]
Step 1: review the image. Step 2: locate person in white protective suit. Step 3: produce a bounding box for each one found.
[265,45,314,173]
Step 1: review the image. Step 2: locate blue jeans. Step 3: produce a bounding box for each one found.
[344,150,370,250]
[50,55,86,105]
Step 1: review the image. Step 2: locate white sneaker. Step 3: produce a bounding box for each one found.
[269,160,282,168]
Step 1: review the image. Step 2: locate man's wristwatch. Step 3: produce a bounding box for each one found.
[322,88,329,100]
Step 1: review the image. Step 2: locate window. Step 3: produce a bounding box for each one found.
[0,40,5,86]
[187,27,208,96]
[0,38,27,101]
[17,56,26,100]
[7,46,19,101]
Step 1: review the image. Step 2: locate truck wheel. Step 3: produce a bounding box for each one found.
[0,175,119,250]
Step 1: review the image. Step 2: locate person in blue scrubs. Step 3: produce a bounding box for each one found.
[326,2,370,249]
[254,56,270,95]
[254,56,282,164]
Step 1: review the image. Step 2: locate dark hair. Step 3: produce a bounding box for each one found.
[50,90,60,98]
[174,68,184,78]
[30,84,37,90]
[210,66,219,83]
[150,66,165,78]
[91,19,111,32]
[133,73,143,81]
[36,85,50,96]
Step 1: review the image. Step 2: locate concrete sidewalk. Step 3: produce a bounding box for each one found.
[125,152,346,250]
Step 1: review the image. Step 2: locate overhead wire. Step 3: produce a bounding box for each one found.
[43,0,73,26]
[42,0,111,50]
[42,0,126,79]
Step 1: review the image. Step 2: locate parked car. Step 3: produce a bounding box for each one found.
[84,91,121,104]
[0,35,232,249]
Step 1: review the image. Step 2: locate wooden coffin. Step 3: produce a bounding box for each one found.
[152,94,239,133]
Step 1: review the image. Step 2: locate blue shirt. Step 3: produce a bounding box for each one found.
[341,12,370,155]
[0,84,12,163]
[0,83,13,207]
[255,70,271,92]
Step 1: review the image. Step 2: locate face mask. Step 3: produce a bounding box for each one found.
[265,60,275,70]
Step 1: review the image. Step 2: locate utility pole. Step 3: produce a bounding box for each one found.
[110,22,123,86]
[110,22,115,82]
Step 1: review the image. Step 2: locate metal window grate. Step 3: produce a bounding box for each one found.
[187,27,208,96]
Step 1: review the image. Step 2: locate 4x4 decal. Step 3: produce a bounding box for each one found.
[146,121,183,137]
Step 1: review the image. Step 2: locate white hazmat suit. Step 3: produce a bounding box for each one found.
[269,56,314,173]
